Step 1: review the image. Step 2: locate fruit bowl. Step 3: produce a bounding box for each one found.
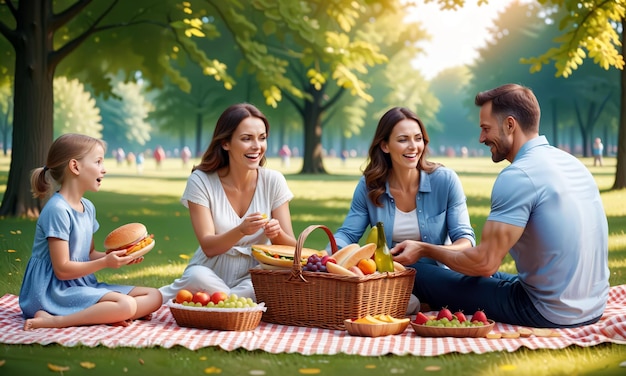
[410,320,495,338]
[344,318,410,337]
[167,300,266,331]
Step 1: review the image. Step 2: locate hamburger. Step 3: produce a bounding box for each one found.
[251,244,327,269]
[104,222,155,256]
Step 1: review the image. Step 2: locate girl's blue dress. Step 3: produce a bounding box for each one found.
[19,193,134,318]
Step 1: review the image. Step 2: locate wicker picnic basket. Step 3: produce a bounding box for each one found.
[167,300,264,331]
[249,225,416,330]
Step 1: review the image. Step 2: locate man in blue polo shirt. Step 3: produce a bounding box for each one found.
[392,83,609,328]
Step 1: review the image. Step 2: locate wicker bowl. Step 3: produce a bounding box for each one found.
[410,320,495,338]
[167,300,265,331]
[344,318,410,337]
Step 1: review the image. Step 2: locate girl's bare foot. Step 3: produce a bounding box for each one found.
[138,313,153,321]
[23,310,54,330]
[108,319,132,327]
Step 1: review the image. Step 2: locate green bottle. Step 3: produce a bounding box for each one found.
[374,221,395,272]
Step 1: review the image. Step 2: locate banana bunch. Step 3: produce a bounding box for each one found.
[352,314,409,325]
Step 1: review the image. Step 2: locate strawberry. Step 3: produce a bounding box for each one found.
[453,310,467,323]
[413,312,429,325]
[471,309,489,324]
[436,307,453,321]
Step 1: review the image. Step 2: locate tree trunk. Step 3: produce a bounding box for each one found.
[613,21,626,189]
[612,18,626,189]
[300,88,327,174]
[0,1,53,217]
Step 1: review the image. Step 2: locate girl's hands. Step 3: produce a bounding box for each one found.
[104,250,136,268]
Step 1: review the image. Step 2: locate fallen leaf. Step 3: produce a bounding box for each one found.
[179,254,190,260]
[424,365,441,371]
[204,366,222,374]
[249,371,266,375]
[80,361,96,369]
[0,359,5,366]
[299,369,321,374]
[365,364,376,369]
[139,358,144,365]
[48,363,70,372]
[7,249,15,253]
[199,356,207,360]
[499,364,517,371]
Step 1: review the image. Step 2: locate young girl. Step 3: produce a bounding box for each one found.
[158,103,297,304]
[19,134,162,330]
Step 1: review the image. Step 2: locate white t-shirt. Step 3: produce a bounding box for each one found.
[181,168,293,264]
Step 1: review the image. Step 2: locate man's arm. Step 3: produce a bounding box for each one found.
[392,221,524,277]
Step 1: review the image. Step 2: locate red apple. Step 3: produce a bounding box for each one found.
[210,291,228,304]
[192,291,211,306]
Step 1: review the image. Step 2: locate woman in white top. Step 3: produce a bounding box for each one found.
[159,104,297,304]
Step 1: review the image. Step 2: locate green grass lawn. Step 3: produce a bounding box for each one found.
[1,154,625,375]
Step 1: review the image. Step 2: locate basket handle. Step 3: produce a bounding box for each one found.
[287,225,338,283]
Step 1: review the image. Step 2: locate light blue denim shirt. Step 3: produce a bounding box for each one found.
[330,166,475,252]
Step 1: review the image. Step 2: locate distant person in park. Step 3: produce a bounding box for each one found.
[159,103,297,304]
[331,106,476,314]
[181,146,192,168]
[136,152,145,175]
[115,147,125,166]
[126,151,136,167]
[392,84,609,328]
[592,137,604,166]
[19,134,162,330]
[153,146,165,170]
[278,144,291,168]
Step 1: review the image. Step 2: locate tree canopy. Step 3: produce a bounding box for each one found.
[0,0,625,217]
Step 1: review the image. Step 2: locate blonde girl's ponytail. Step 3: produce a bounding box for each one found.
[30,134,106,199]
[30,166,52,199]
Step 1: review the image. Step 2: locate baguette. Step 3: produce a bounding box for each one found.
[326,261,358,276]
[332,243,376,269]
[331,244,360,265]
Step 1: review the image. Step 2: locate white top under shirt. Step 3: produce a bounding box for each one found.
[392,208,420,244]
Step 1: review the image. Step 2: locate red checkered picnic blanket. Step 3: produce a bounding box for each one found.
[2,286,625,355]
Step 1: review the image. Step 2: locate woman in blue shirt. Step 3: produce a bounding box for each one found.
[332,107,475,313]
